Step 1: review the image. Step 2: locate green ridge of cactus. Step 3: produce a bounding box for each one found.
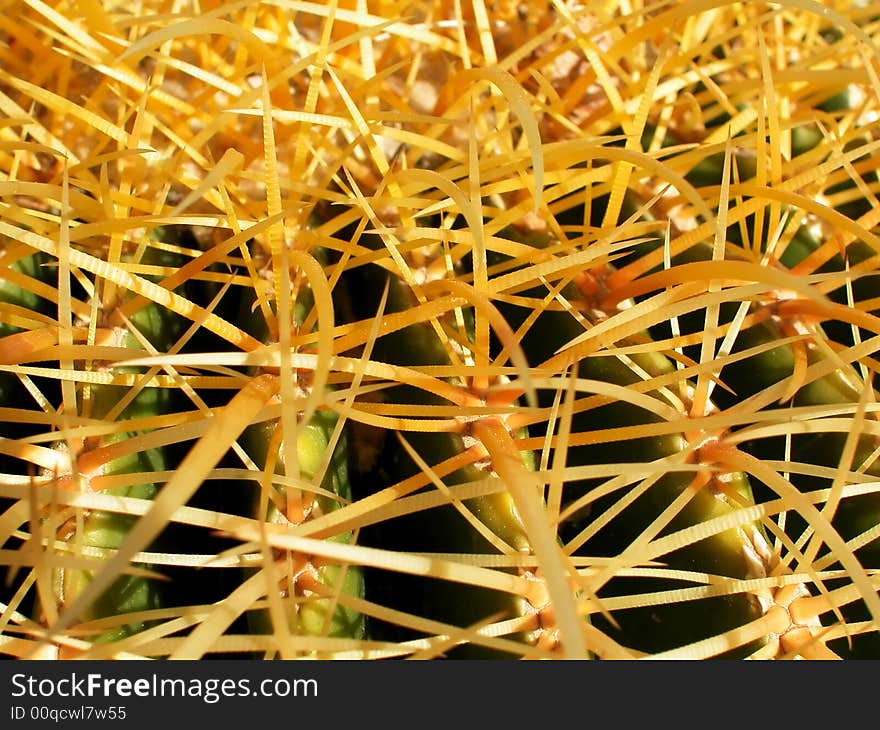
[242,409,365,641]
[44,231,190,646]
[488,227,770,656]
[236,261,366,646]
[334,239,543,657]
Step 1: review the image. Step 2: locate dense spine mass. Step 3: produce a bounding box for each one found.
[0,1,879,659]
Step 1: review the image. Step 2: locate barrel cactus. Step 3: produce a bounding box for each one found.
[1,0,879,660]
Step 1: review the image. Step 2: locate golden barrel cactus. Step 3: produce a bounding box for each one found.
[0,0,879,660]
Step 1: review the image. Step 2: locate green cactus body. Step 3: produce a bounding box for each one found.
[0,245,57,480]
[50,231,188,644]
[0,247,54,339]
[622,149,880,654]
[242,409,365,641]
[490,228,770,656]
[711,281,880,657]
[638,220,880,559]
[57,433,166,644]
[338,252,541,657]
[236,254,365,646]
